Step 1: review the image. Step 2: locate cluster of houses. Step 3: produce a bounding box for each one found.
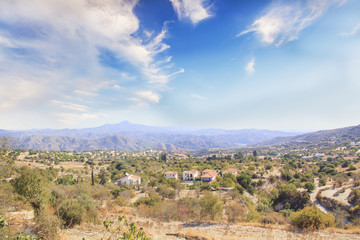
[115,168,238,186]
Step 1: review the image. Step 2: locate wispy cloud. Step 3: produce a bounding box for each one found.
[0,0,181,127]
[169,0,213,24]
[136,90,161,103]
[191,94,207,100]
[245,58,255,75]
[238,0,347,46]
[52,100,90,113]
[340,23,360,37]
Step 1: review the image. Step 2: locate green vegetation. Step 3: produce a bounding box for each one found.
[290,206,335,230]
[2,136,360,239]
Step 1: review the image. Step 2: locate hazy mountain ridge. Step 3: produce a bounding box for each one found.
[0,121,299,151]
[256,124,360,148]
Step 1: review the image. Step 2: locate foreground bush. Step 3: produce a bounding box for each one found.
[199,191,224,220]
[290,206,335,230]
[259,212,287,225]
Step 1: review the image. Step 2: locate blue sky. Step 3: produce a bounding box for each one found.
[0,0,359,130]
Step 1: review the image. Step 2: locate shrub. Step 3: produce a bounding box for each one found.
[226,202,246,223]
[290,206,335,230]
[304,182,315,192]
[199,191,224,220]
[272,184,310,211]
[13,169,49,212]
[35,206,61,239]
[59,199,84,228]
[348,189,360,206]
[259,212,286,225]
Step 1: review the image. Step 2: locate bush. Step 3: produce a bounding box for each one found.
[13,169,49,212]
[348,189,360,206]
[35,206,61,239]
[226,202,246,223]
[304,182,315,192]
[272,184,310,211]
[199,192,223,220]
[59,199,84,228]
[290,206,335,230]
[259,212,286,225]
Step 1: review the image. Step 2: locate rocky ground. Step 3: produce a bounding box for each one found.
[59,218,360,240]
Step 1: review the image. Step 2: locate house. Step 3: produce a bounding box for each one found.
[115,174,141,186]
[183,170,199,181]
[201,169,217,182]
[221,168,238,177]
[164,171,178,179]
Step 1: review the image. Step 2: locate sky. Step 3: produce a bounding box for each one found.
[0,0,360,131]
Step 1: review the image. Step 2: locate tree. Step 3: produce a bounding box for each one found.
[237,173,254,194]
[91,167,95,186]
[98,168,108,185]
[13,169,49,212]
[0,138,13,179]
[199,191,224,220]
[253,150,258,157]
[304,182,315,192]
[290,206,335,230]
[160,152,167,162]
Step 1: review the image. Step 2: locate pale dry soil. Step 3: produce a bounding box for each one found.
[59,217,360,240]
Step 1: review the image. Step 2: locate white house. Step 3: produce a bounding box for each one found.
[183,170,199,181]
[350,142,356,147]
[164,171,178,179]
[201,169,217,182]
[115,174,141,186]
[221,168,238,177]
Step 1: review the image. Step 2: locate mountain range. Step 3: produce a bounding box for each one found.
[0,121,300,151]
[255,124,360,149]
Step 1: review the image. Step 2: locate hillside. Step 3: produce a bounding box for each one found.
[256,124,360,148]
[0,121,299,151]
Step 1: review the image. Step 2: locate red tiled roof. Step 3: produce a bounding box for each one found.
[201,169,217,178]
[130,175,141,180]
[187,169,199,174]
[165,171,178,175]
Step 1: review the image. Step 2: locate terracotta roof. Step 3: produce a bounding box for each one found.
[186,169,199,174]
[164,171,178,175]
[201,169,217,178]
[222,168,237,174]
[130,175,141,180]
[118,174,140,181]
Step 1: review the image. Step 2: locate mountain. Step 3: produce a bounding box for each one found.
[256,124,360,148]
[0,121,300,151]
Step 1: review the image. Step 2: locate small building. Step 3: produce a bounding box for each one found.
[164,171,178,179]
[221,168,238,177]
[115,174,141,186]
[350,142,356,146]
[201,169,217,182]
[183,170,199,181]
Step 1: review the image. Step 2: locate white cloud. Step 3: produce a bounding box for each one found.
[340,23,360,37]
[136,90,161,103]
[191,94,207,100]
[169,0,212,24]
[245,58,255,75]
[52,100,90,112]
[238,0,347,46]
[0,0,181,127]
[0,77,46,110]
